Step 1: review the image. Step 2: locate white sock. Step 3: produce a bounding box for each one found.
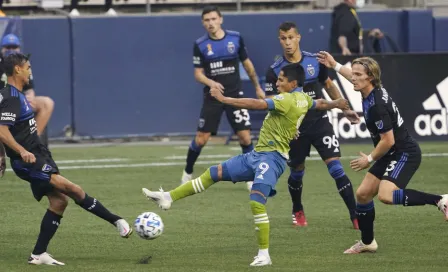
[258,248,269,257]
[163,192,173,202]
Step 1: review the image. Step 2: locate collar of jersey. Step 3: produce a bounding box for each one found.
[283,51,305,64]
[362,88,376,101]
[289,87,303,93]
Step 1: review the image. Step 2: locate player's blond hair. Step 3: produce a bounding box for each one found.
[352,57,382,88]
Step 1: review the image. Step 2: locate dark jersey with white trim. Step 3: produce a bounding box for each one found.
[363,87,418,154]
[265,51,328,134]
[193,30,248,96]
[0,84,40,159]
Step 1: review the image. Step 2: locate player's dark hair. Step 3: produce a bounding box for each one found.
[202,6,222,18]
[279,21,298,33]
[3,53,29,76]
[281,63,305,87]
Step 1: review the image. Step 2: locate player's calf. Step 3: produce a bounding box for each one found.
[287,168,307,226]
[182,133,209,184]
[49,174,132,238]
[326,159,357,224]
[249,183,272,267]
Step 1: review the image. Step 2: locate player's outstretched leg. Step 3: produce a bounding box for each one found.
[49,174,133,238]
[377,180,447,218]
[182,133,209,184]
[326,159,358,229]
[249,183,272,267]
[287,165,307,226]
[28,191,67,266]
[144,166,220,210]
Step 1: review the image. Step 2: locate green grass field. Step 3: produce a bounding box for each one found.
[0,141,447,272]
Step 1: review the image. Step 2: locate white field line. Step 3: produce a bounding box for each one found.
[56,158,128,164]
[4,153,448,172]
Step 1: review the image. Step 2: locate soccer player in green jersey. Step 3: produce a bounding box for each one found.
[142,63,349,267]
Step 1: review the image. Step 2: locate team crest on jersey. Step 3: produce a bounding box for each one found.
[42,164,52,172]
[198,118,205,128]
[274,95,284,100]
[227,41,235,53]
[206,44,214,56]
[375,120,384,129]
[306,64,315,76]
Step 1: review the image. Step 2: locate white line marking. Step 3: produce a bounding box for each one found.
[4,152,448,172]
[56,158,128,164]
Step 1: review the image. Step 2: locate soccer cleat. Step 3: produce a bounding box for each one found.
[352,218,359,230]
[249,255,272,267]
[28,252,65,266]
[437,194,448,220]
[142,188,172,210]
[343,239,378,254]
[115,219,133,238]
[181,170,192,185]
[292,211,308,226]
[246,181,253,192]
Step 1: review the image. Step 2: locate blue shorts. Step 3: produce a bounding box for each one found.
[222,150,287,196]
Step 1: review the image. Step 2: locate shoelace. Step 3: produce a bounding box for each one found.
[350,241,364,251]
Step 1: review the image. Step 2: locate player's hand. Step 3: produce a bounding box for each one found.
[335,98,350,111]
[350,152,370,172]
[210,87,225,102]
[343,109,361,124]
[369,28,384,38]
[209,81,225,92]
[255,87,265,99]
[317,51,337,68]
[20,150,36,164]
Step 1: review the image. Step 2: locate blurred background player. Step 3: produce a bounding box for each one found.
[318,51,448,254]
[329,0,384,55]
[143,63,350,266]
[264,21,359,228]
[0,34,54,147]
[182,6,265,191]
[0,53,132,266]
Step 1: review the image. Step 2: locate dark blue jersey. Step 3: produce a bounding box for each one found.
[193,30,248,95]
[0,84,41,159]
[363,87,417,154]
[265,51,328,134]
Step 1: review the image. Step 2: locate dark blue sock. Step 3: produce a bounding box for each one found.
[32,209,62,255]
[185,139,203,174]
[241,142,254,154]
[393,189,441,206]
[288,169,304,213]
[327,160,356,219]
[356,201,375,244]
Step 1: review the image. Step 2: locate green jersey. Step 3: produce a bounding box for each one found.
[255,91,315,159]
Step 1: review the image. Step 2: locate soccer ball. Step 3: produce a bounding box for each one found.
[134,212,164,240]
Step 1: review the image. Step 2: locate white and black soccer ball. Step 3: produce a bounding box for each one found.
[134,212,164,240]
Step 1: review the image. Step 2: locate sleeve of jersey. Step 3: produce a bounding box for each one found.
[318,63,329,84]
[264,68,278,95]
[371,105,393,133]
[193,43,203,68]
[306,94,316,109]
[238,36,249,62]
[265,94,291,114]
[0,97,21,126]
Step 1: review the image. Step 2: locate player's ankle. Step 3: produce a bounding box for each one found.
[258,248,269,257]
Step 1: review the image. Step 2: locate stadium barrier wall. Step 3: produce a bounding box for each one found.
[16,10,448,140]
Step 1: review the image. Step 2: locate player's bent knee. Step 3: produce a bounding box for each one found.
[326,160,345,180]
[195,133,210,146]
[355,187,374,204]
[290,163,305,172]
[50,174,85,200]
[209,165,222,182]
[377,181,398,204]
[48,192,69,214]
[377,192,393,204]
[250,183,271,205]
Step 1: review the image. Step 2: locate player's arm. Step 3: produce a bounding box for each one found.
[351,105,394,171]
[320,64,360,124]
[193,43,224,91]
[313,98,350,111]
[0,97,35,163]
[317,51,352,83]
[264,67,278,99]
[239,36,264,99]
[211,87,268,110]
